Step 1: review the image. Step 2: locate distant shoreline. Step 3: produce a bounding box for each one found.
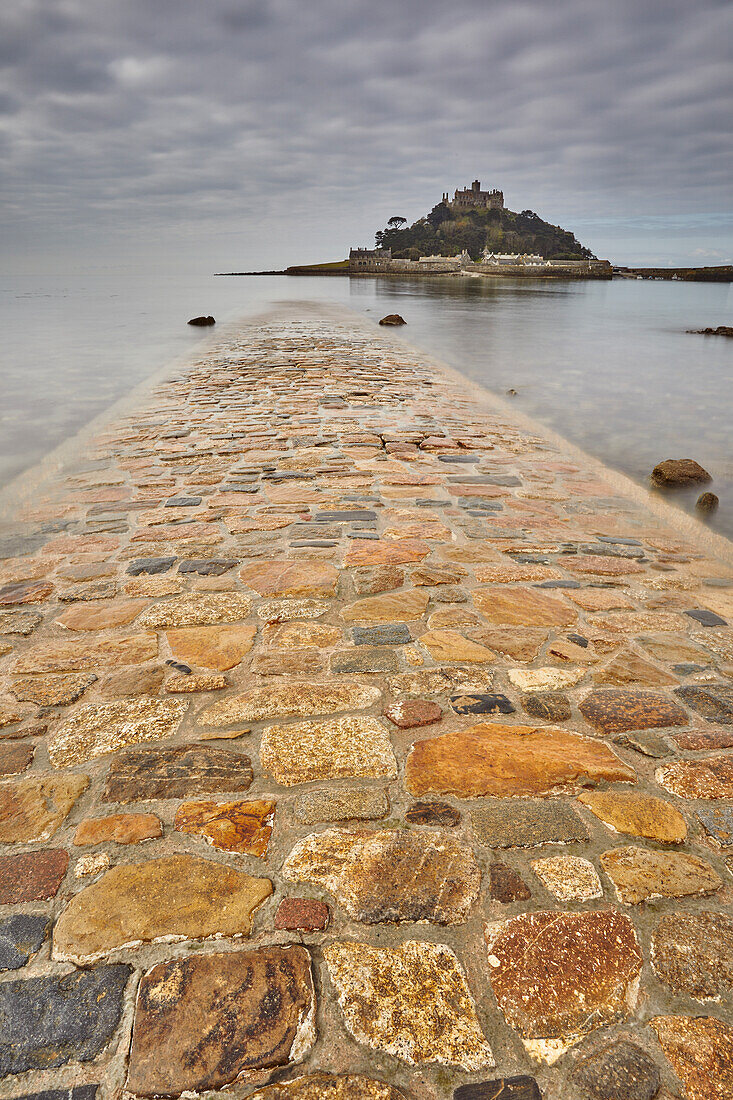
[216,263,733,282]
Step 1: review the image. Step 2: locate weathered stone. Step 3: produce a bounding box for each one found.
[420,628,496,663]
[614,729,671,757]
[384,698,442,728]
[406,723,634,799]
[451,692,515,715]
[489,861,531,903]
[390,667,494,696]
[164,671,227,692]
[429,606,484,630]
[651,911,733,1001]
[673,727,733,749]
[126,556,175,575]
[468,626,548,662]
[353,623,411,645]
[325,940,494,1069]
[264,621,342,648]
[565,554,643,576]
[11,633,158,673]
[521,692,572,721]
[650,1014,733,1100]
[126,947,315,1096]
[103,743,253,801]
[572,1040,661,1100]
[0,964,130,1077]
[674,683,733,723]
[240,558,338,597]
[412,563,467,585]
[601,845,722,904]
[656,754,733,798]
[0,741,34,776]
[454,1078,541,1100]
[593,650,678,687]
[166,622,257,670]
[257,598,331,623]
[250,1075,406,1098]
[330,647,398,674]
[0,609,42,635]
[199,681,381,726]
[274,897,330,936]
[696,804,733,846]
[55,598,147,631]
[177,558,237,575]
[295,787,389,824]
[75,852,111,877]
[283,827,480,925]
[53,854,272,963]
[485,909,642,1063]
[579,688,688,735]
[254,649,326,675]
[473,586,576,627]
[174,798,275,856]
[353,564,405,595]
[8,1088,99,1100]
[344,539,430,566]
[508,666,585,692]
[74,812,162,845]
[472,798,589,848]
[530,855,602,901]
[0,580,53,605]
[578,790,687,842]
[48,696,187,767]
[0,849,68,903]
[406,800,461,826]
[0,914,50,971]
[341,589,429,623]
[261,716,396,786]
[0,773,88,842]
[10,671,97,706]
[138,592,252,627]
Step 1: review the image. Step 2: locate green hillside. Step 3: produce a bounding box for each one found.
[375,203,595,261]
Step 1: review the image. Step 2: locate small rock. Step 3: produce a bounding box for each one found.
[261,716,396,786]
[0,914,50,972]
[650,1015,733,1100]
[174,797,275,856]
[522,692,572,721]
[103,743,254,801]
[489,861,531,903]
[249,1076,407,1099]
[324,939,494,1069]
[406,800,461,827]
[451,692,515,715]
[295,787,389,824]
[651,910,733,1001]
[0,849,68,904]
[75,852,110,877]
[697,491,719,514]
[651,458,712,487]
[274,897,330,932]
[577,790,687,843]
[472,798,589,848]
[187,314,215,326]
[530,855,602,901]
[378,314,406,326]
[74,813,162,846]
[601,845,722,904]
[572,1039,661,1100]
[454,1078,540,1100]
[0,773,89,843]
[384,699,442,728]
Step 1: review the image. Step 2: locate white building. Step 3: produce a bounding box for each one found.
[482,249,546,265]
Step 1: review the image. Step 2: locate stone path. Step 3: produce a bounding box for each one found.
[1,309,733,1100]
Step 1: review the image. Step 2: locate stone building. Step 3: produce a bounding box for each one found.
[482,249,546,265]
[349,248,392,272]
[444,180,504,210]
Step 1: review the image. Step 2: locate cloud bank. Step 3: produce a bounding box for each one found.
[1,0,732,268]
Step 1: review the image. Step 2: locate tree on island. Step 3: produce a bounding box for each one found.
[387,216,407,230]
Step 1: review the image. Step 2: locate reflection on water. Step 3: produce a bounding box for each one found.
[1,271,731,537]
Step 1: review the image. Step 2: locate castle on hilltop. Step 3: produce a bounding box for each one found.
[443,180,504,211]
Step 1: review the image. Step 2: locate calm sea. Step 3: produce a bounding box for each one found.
[1,271,732,537]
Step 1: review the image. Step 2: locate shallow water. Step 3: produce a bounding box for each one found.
[1,271,731,536]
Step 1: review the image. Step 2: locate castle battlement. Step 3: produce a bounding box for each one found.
[444,179,504,211]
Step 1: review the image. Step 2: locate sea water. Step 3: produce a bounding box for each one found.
[1,271,731,536]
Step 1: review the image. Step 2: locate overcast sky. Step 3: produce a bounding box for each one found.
[2,0,732,271]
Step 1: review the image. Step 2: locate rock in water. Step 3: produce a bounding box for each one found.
[378,314,406,326]
[651,458,712,487]
[697,491,719,514]
[187,315,215,326]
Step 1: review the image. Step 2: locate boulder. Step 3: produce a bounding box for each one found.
[697,491,719,514]
[651,459,712,487]
[378,314,406,326]
[688,326,733,336]
[187,315,215,326]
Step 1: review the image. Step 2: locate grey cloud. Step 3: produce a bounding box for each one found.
[0,0,731,268]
